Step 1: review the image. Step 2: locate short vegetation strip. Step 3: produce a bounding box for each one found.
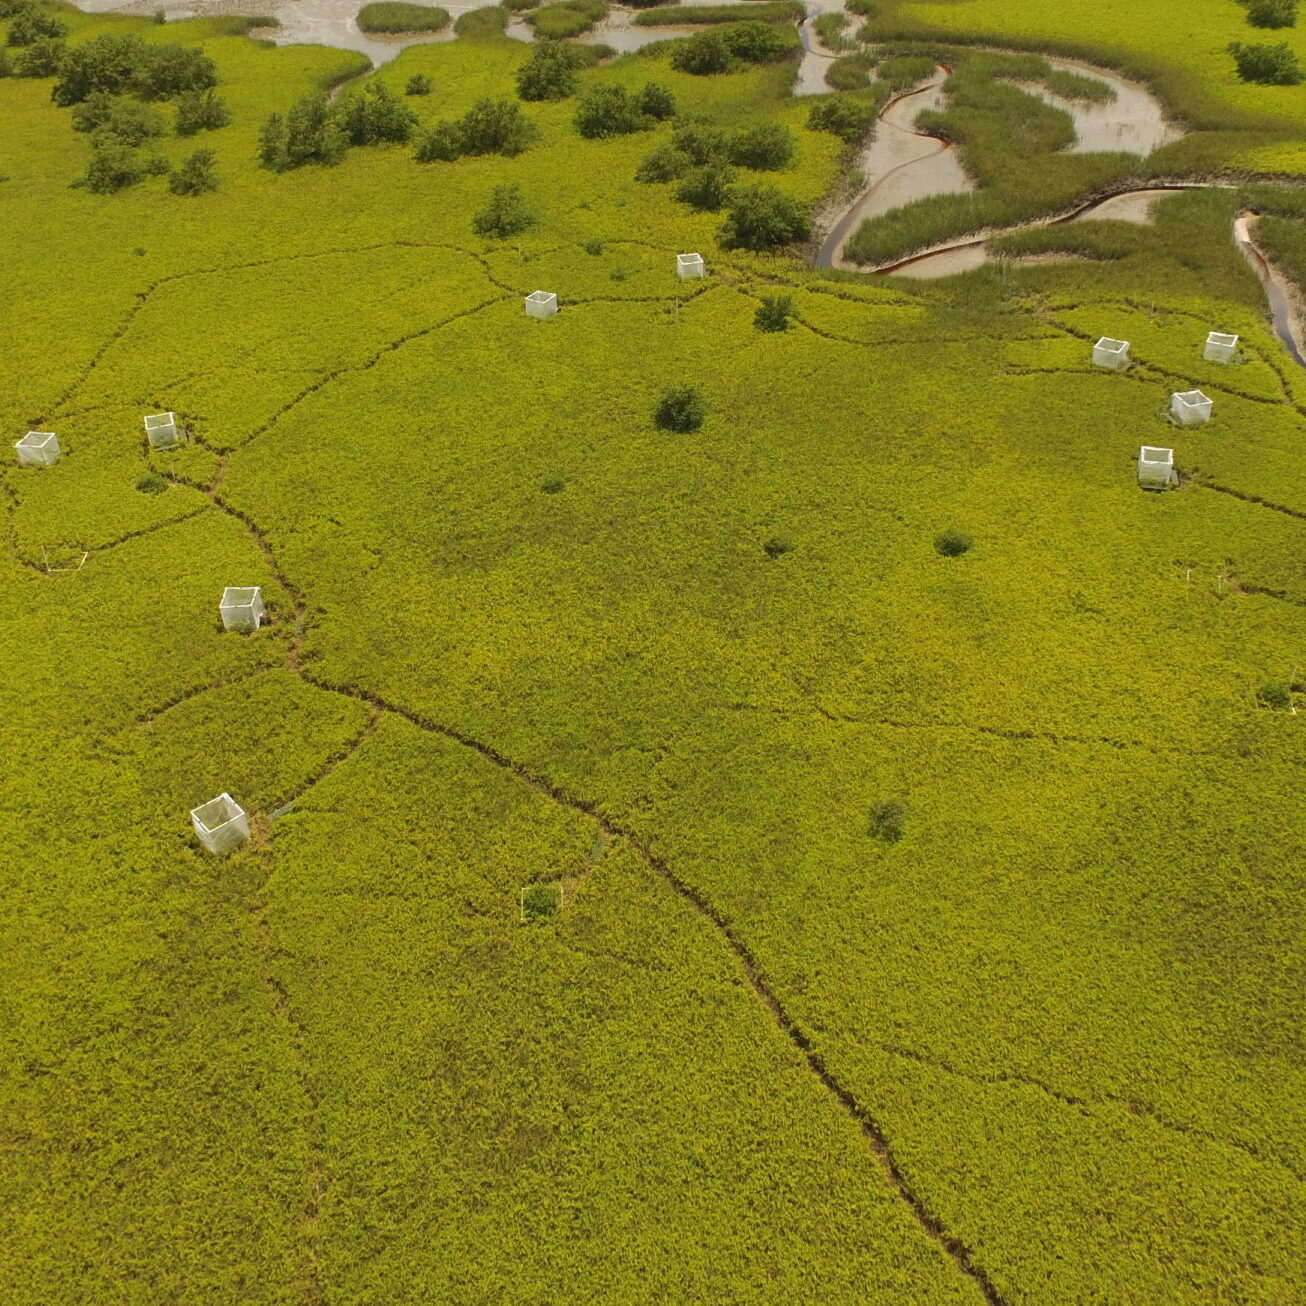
[355,2,451,33]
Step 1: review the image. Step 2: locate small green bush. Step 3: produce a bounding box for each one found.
[258,93,347,170]
[1247,0,1297,29]
[654,385,707,433]
[338,80,418,145]
[635,144,692,182]
[672,121,729,164]
[79,139,168,194]
[472,183,535,238]
[169,147,218,194]
[582,237,603,254]
[517,42,581,101]
[763,536,792,557]
[53,33,218,105]
[671,29,732,75]
[521,883,561,921]
[574,85,652,137]
[13,36,64,77]
[754,294,792,332]
[806,93,877,143]
[675,164,735,211]
[175,89,230,135]
[1257,679,1293,710]
[637,81,676,120]
[868,798,906,843]
[417,98,537,161]
[356,2,450,32]
[934,528,973,557]
[72,95,167,146]
[541,476,566,493]
[1228,40,1304,83]
[6,4,66,48]
[718,183,810,250]
[135,472,169,494]
[728,121,794,170]
[405,73,433,96]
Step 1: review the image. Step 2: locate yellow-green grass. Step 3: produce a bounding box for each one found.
[2,7,1306,1304]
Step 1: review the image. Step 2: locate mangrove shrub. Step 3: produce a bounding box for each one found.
[654,385,707,433]
[754,294,793,332]
[6,3,66,47]
[472,183,535,237]
[169,147,219,194]
[175,88,230,134]
[1228,40,1304,83]
[1247,0,1297,28]
[718,183,810,250]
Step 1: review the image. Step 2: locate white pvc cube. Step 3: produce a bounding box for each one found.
[190,792,249,855]
[1204,331,1238,364]
[1171,390,1212,426]
[677,253,705,280]
[525,291,558,320]
[220,585,264,632]
[1093,337,1130,370]
[15,431,60,467]
[144,411,184,450]
[1138,445,1175,489]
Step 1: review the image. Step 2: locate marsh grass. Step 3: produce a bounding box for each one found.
[356,2,450,33]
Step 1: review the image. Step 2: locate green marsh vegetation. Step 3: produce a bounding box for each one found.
[356,1,451,34]
[2,3,1306,1303]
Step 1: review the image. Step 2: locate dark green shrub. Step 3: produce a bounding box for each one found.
[134,43,218,100]
[405,72,432,95]
[75,97,166,146]
[135,472,168,494]
[453,5,507,36]
[70,92,126,133]
[636,81,676,120]
[1257,679,1293,709]
[574,85,649,138]
[520,883,561,921]
[754,293,792,332]
[0,47,10,76]
[6,4,66,48]
[671,120,729,164]
[654,385,706,433]
[169,147,218,194]
[13,35,60,76]
[763,536,792,557]
[582,237,603,254]
[868,798,906,843]
[671,28,732,74]
[635,143,692,182]
[727,121,794,170]
[338,80,418,144]
[1247,0,1297,28]
[472,183,535,237]
[933,528,973,557]
[845,0,874,12]
[541,476,566,493]
[53,34,217,105]
[258,93,347,170]
[175,88,230,134]
[460,96,537,154]
[52,33,144,103]
[153,7,166,22]
[79,139,167,193]
[807,93,876,143]
[414,119,464,161]
[718,183,809,250]
[356,1,450,32]
[719,19,791,61]
[675,163,734,211]
[516,43,581,101]
[1228,40,1304,83]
